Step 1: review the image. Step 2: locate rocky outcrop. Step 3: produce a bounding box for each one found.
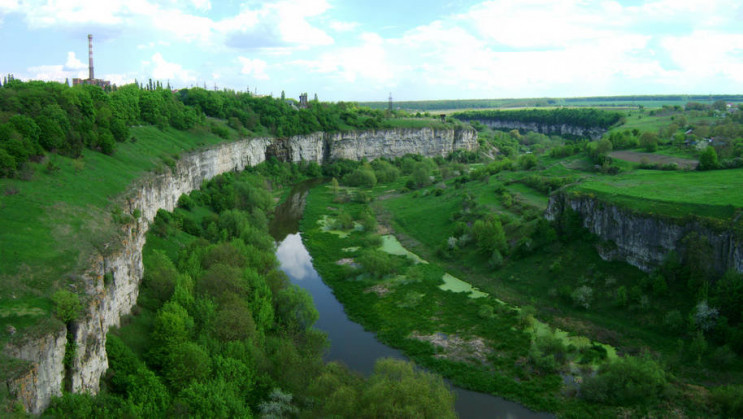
[327,128,478,161]
[472,119,605,140]
[4,328,67,414]
[546,192,743,274]
[4,126,476,414]
[264,128,479,163]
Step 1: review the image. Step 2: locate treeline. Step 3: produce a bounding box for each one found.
[0,79,199,177]
[452,108,624,130]
[361,95,743,112]
[179,88,387,137]
[0,78,392,178]
[47,168,456,417]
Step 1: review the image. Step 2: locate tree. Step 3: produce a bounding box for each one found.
[165,342,212,386]
[698,146,718,170]
[275,285,319,333]
[639,132,658,152]
[359,358,456,418]
[472,216,506,255]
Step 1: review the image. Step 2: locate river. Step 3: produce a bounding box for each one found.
[269,180,552,419]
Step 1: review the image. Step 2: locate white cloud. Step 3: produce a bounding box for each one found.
[191,0,211,12]
[238,57,269,80]
[662,31,743,84]
[150,52,196,83]
[294,32,396,84]
[0,0,19,12]
[152,8,214,42]
[218,0,333,49]
[103,73,136,86]
[329,21,359,32]
[63,52,87,71]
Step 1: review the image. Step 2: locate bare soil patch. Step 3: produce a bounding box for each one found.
[411,331,491,364]
[609,150,698,169]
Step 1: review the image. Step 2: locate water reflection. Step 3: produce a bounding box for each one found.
[275,234,315,281]
[276,232,405,374]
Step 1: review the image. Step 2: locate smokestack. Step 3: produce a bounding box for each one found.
[88,34,94,80]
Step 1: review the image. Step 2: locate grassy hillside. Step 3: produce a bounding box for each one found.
[0,126,232,348]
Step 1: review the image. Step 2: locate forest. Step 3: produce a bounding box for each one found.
[451,108,624,130]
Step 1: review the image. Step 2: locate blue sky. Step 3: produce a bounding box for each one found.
[1,0,742,101]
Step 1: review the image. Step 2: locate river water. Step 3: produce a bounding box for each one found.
[269,180,552,419]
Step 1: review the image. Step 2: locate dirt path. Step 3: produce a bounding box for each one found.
[609,150,698,169]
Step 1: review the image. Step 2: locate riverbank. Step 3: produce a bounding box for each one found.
[272,180,552,418]
[299,183,598,416]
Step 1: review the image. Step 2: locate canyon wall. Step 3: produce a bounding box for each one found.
[4,127,477,414]
[545,192,743,274]
[471,119,606,140]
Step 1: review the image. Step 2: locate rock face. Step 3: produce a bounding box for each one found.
[471,119,606,140]
[546,192,743,274]
[327,128,478,161]
[4,126,476,414]
[4,328,67,414]
[264,128,479,163]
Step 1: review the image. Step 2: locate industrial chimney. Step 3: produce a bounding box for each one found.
[88,34,94,80]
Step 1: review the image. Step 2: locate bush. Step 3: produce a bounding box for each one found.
[343,167,377,188]
[52,290,82,323]
[710,385,743,417]
[571,286,593,310]
[357,250,403,279]
[580,356,667,405]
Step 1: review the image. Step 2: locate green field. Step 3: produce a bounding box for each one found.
[572,168,743,219]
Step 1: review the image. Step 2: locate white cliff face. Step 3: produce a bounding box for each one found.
[474,119,606,140]
[69,137,272,395]
[327,128,478,161]
[5,127,477,414]
[287,132,326,163]
[4,328,67,414]
[546,193,743,274]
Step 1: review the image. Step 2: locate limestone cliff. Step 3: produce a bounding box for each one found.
[545,192,743,274]
[4,126,476,414]
[472,119,606,140]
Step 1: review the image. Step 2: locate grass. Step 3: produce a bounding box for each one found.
[0,125,236,347]
[571,168,743,219]
[383,118,454,130]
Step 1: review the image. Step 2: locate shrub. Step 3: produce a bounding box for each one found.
[693,300,719,333]
[571,286,593,310]
[358,250,403,279]
[52,290,82,323]
[710,385,743,417]
[344,168,377,188]
[580,356,667,405]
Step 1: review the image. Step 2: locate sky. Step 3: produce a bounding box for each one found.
[1,0,742,102]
